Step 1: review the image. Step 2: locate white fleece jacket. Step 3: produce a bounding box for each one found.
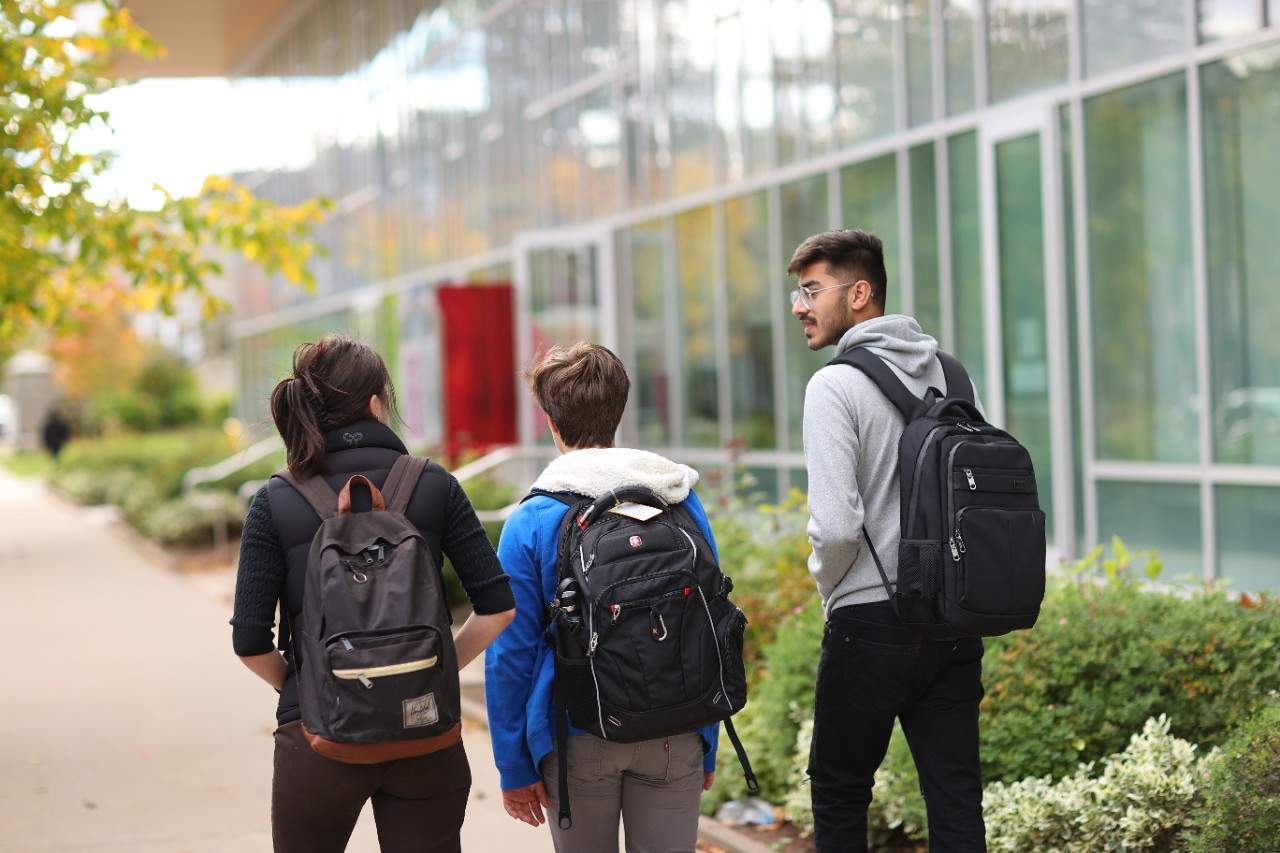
[802,314,979,616]
[530,447,700,504]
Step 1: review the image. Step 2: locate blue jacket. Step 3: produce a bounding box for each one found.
[484,448,721,790]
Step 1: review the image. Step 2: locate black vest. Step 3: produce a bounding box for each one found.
[266,420,450,722]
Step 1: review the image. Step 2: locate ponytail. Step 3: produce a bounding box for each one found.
[269,335,397,480]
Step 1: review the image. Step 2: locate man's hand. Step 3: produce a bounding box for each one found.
[702,771,716,791]
[502,781,550,826]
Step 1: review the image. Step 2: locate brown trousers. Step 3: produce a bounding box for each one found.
[271,720,471,853]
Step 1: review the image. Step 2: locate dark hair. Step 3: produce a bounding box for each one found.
[523,341,629,448]
[786,228,888,307]
[269,334,397,478]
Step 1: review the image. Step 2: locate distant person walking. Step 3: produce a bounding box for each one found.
[41,407,71,460]
[231,334,515,853]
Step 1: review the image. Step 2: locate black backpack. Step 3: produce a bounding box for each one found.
[278,456,463,763]
[535,486,757,827]
[830,347,1046,638]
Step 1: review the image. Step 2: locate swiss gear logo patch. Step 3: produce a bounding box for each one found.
[403,693,439,729]
[629,535,643,547]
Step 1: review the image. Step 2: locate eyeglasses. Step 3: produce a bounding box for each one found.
[789,281,857,311]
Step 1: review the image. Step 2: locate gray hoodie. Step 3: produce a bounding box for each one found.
[802,314,978,617]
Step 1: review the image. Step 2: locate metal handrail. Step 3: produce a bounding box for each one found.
[182,435,285,493]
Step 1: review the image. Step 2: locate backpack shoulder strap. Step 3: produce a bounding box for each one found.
[829,347,927,422]
[274,469,339,521]
[936,350,974,405]
[381,455,429,514]
[524,488,578,508]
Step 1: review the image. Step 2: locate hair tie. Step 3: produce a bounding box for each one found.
[298,378,334,431]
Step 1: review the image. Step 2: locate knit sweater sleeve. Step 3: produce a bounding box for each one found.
[230,485,285,657]
[441,474,515,615]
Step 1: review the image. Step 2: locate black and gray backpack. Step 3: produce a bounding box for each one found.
[277,455,462,763]
[535,486,757,827]
[830,347,1047,638]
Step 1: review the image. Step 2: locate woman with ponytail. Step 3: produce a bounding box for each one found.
[231,334,515,852]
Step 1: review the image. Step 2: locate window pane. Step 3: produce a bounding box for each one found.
[832,0,896,144]
[668,0,715,195]
[725,192,778,449]
[1096,481,1203,579]
[775,0,836,165]
[781,174,832,452]
[1203,46,1280,465]
[996,133,1054,540]
[1216,486,1280,592]
[943,0,977,115]
[840,154,900,314]
[909,143,941,335]
[905,0,935,126]
[1083,0,1186,78]
[629,222,672,445]
[1198,0,1258,42]
[948,131,985,393]
[986,0,1070,104]
[1085,75,1197,462]
[676,207,720,446]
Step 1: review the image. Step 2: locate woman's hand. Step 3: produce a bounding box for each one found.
[502,781,550,826]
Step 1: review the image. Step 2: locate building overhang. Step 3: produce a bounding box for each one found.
[112,0,304,80]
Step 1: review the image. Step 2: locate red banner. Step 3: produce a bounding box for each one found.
[437,283,517,462]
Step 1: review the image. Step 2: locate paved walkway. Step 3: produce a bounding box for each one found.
[0,467,554,853]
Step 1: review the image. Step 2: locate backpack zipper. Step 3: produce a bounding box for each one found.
[333,656,438,688]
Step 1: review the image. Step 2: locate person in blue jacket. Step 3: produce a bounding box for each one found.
[485,340,720,853]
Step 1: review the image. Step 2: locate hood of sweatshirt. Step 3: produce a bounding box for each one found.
[530,447,699,505]
[834,314,938,379]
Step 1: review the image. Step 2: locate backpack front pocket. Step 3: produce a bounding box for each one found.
[953,507,1046,616]
[323,627,454,740]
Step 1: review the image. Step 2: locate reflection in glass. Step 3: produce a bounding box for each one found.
[948,132,985,393]
[775,0,837,165]
[905,0,935,126]
[832,0,896,144]
[1083,0,1186,77]
[781,175,832,452]
[986,0,1070,103]
[1203,47,1280,465]
[1085,75,1197,463]
[676,207,720,446]
[629,222,672,446]
[840,154,900,314]
[668,0,716,195]
[996,133,1054,540]
[1198,0,1258,42]
[725,192,777,449]
[944,0,977,115]
[909,143,941,336]
[1096,481,1203,579]
[1216,486,1280,591]
[530,245,600,349]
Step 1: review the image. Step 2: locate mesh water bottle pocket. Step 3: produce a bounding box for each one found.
[554,655,599,728]
[897,540,943,598]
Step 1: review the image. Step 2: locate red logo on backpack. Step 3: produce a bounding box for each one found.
[629,535,643,547]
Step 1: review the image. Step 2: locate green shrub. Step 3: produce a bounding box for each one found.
[1185,695,1280,852]
[867,724,929,846]
[139,492,246,548]
[985,715,1217,852]
[981,549,1280,786]
[703,601,825,815]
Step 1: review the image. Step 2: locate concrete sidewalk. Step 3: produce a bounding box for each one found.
[0,468,553,853]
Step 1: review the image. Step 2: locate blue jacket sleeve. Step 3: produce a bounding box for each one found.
[684,489,721,772]
[484,499,552,790]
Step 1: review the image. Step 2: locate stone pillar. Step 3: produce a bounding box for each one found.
[4,351,56,452]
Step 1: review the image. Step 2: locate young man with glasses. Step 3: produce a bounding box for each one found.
[787,229,986,852]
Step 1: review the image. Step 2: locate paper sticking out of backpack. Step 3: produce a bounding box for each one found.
[276,456,464,764]
[606,500,663,521]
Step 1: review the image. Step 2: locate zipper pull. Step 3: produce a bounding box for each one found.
[964,467,977,490]
[588,631,599,657]
[610,604,622,624]
[342,638,355,652]
[950,536,961,562]
[583,552,595,575]
[357,672,373,689]
[956,533,967,554]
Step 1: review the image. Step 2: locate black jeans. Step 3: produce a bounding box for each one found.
[808,602,986,853]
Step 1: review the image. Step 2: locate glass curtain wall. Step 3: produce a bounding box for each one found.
[724,192,777,449]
